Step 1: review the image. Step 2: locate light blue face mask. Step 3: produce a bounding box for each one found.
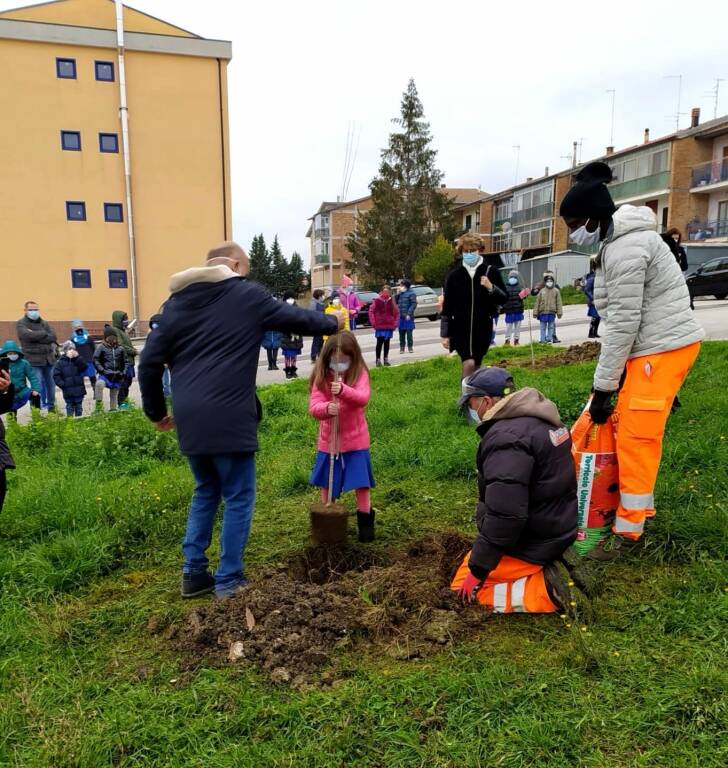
[26,310,40,321]
[508,277,518,285]
[462,252,480,267]
[330,361,350,374]
[468,407,481,425]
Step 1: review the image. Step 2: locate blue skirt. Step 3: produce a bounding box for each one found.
[505,312,524,323]
[374,329,394,339]
[309,449,375,497]
[587,305,600,319]
[100,375,122,389]
[398,317,416,330]
[83,362,96,378]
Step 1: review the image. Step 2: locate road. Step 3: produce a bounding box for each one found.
[10,298,728,420]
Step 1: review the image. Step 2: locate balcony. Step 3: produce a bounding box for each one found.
[314,227,330,239]
[608,171,670,202]
[510,201,554,226]
[686,218,728,241]
[691,159,728,190]
[314,252,331,265]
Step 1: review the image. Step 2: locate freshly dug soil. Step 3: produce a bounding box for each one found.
[169,532,487,685]
[493,341,601,371]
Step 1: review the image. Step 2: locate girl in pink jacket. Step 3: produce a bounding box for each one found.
[308,331,376,542]
[368,285,399,367]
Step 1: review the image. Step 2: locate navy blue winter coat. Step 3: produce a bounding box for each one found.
[53,356,88,400]
[396,288,418,319]
[139,272,337,456]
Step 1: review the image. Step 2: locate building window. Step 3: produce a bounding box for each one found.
[465,214,473,231]
[95,61,115,82]
[56,57,76,79]
[66,201,86,221]
[104,203,124,222]
[108,270,128,289]
[71,269,91,288]
[99,133,119,153]
[60,130,81,151]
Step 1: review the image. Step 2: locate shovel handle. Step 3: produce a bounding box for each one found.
[326,331,344,506]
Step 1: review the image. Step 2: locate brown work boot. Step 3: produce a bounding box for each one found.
[586,534,642,562]
[544,560,591,620]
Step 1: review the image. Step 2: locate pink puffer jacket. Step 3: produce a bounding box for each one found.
[368,296,399,330]
[309,371,371,453]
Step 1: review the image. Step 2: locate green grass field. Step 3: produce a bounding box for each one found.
[1,343,727,767]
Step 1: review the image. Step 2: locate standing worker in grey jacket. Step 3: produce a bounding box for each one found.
[560,162,705,559]
[16,301,58,413]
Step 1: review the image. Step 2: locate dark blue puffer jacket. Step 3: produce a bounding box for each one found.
[53,356,88,400]
[396,288,418,319]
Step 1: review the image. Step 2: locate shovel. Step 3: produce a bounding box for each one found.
[310,333,349,545]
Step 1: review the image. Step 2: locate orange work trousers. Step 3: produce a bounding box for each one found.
[450,552,557,613]
[613,342,700,540]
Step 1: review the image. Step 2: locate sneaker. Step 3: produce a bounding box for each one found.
[504,339,511,346]
[357,509,376,543]
[514,339,520,346]
[375,360,383,368]
[383,360,391,367]
[552,336,561,343]
[181,571,215,598]
[215,579,249,601]
[400,348,405,355]
[408,348,414,353]
[585,533,641,562]
[118,402,130,411]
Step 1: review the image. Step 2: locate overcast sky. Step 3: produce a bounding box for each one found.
[6,0,728,260]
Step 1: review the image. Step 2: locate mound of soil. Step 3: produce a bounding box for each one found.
[169,532,486,685]
[493,341,601,371]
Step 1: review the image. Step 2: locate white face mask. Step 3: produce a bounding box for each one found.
[286,298,295,305]
[330,361,350,373]
[569,221,601,247]
[7,354,19,362]
[332,298,341,307]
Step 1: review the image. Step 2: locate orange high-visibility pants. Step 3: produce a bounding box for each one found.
[614,342,700,540]
[450,552,557,613]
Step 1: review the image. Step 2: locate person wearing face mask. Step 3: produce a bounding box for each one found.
[560,162,705,559]
[533,271,563,343]
[450,367,579,612]
[93,331,128,412]
[441,235,506,380]
[107,311,137,410]
[339,274,362,331]
[69,320,98,390]
[325,291,350,332]
[660,227,689,273]
[396,279,418,354]
[0,340,41,416]
[501,270,527,346]
[16,301,58,413]
[52,341,88,417]
[138,242,343,599]
[308,331,376,542]
[368,285,399,367]
[280,290,305,378]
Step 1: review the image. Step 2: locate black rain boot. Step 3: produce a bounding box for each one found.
[357,509,375,543]
[284,366,292,379]
[291,366,299,379]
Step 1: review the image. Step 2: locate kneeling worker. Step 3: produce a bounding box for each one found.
[451,368,578,612]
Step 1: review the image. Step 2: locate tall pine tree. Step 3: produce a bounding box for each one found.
[287,252,307,297]
[248,234,272,288]
[347,79,455,283]
[269,235,289,296]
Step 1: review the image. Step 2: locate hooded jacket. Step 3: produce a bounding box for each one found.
[53,354,88,400]
[138,265,338,455]
[396,288,418,320]
[0,383,16,471]
[16,315,58,367]
[368,295,399,330]
[593,205,705,392]
[468,388,577,579]
[109,310,137,361]
[1,341,40,401]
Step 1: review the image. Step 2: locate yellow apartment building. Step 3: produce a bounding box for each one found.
[0,0,232,338]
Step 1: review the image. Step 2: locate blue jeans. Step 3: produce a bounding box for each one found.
[540,319,556,343]
[183,453,256,593]
[32,365,55,410]
[162,368,172,398]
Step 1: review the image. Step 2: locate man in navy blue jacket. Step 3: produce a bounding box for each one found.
[139,242,342,599]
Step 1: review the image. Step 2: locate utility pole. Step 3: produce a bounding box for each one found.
[606,89,616,146]
[664,74,684,131]
[512,145,521,186]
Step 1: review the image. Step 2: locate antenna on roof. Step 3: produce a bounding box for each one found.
[705,78,725,120]
[606,89,616,147]
[339,121,360,203]
[343,124,361,201]
[664,74,685,130]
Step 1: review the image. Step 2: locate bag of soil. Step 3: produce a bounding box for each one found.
[570,406,619,555]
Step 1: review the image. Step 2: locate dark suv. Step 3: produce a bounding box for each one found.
[686,257,728,301]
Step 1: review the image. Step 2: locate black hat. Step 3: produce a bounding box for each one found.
[559,162,616,220]
[458,367,515,409]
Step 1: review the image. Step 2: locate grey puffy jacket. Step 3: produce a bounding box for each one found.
[593,205,705,392]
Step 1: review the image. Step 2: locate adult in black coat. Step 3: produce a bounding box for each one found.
[441,234,506,379]
[0,370,15,514]
[453,368,578,612]
[138,242,342,599]
[661,228,689,272]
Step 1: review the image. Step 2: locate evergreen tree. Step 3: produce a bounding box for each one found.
[287,252,307,297]
[415,234,456,288]
[269,235,289,296]
[248,234,272,288]
[347,79,455,283]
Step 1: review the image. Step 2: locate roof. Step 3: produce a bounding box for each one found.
[0,0,199,37]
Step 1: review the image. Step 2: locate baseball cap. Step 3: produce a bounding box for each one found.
[458,367,515,409]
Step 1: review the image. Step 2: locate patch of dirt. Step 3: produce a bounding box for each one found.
[170,531,486,685]
[493,341,601,371]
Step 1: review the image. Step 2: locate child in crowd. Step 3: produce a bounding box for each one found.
[309,288,326,362]
[308,331,376,542]
[280,291,304,379]
[325,292,350,331]
[368,285,399,367]
[261,329,282,371]
[340,275,362,330]
[93,330,127,412]
[502,270,527,346]
[533,271,563,344]
[53,341,88,417]
[0,340,40,416]
[396,279,417,354]
[69,320,97,389]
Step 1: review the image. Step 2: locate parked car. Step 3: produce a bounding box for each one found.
[354,291,380,327]
[411,285,440,321]
[685,257,728,301]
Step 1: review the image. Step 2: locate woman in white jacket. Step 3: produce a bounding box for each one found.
[560,162,705,559]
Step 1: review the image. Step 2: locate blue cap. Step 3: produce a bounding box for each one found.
[458,367,515,409]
